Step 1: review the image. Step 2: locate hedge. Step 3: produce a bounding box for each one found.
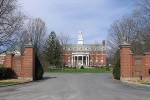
[80,65,84,69]
[113,58,120,80]
[35,55,44,80]
[0,67,17,79]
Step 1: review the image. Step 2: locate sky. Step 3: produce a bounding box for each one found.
[20,0,134,44]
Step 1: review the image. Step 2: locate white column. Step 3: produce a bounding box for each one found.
[74,56,75,65]
[82,56,83,65]
[72,55,73,65]
[87,56,88,66]
[77,56,78,65]
[74,56,76,65]
[86,56,87,65]
[88,55,89,66]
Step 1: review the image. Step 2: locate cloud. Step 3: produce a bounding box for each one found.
[20,0,134,44]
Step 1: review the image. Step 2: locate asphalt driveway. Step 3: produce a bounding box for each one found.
[0,73,150,100]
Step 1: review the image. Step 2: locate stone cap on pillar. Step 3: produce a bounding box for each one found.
[119,35,131,48]
[130,51,133,55]
[6,51,13,55]
[25,37,34,48]
[119,43,131,48]
[144,52,150,55]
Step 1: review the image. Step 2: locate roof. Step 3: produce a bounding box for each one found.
[63,44,106,52]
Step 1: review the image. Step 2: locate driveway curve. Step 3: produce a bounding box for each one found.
[0,73,150,100]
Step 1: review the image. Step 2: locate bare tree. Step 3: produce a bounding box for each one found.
[107,15,141,63]
[107,0,150,64]
[89,41,100,68]
[0,0,26,53]
[133,0,150,52]
[57,32,71,70]
[26,18,47,54]
[16,30,29,55]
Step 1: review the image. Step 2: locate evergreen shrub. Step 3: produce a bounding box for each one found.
[113,58,120,80]
[80,65,84,69]
[0,67,17,79]
[35,55,44,80]
[105,65,110,71]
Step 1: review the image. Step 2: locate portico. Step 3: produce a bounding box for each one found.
[72,52,89,66]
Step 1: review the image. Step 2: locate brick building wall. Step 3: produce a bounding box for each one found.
[64,50,106,67]
[0,54,6,65]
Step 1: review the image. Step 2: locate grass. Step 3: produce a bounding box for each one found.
[141,83,150,85]
[45,68,111,73]
[0,82,18,86]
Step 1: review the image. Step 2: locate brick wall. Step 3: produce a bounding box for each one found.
[12,56,23,77]
[3,43,35,81]
[120,43,150,81]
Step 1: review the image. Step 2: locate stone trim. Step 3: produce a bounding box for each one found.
[144,52,150,55]
[119,44,131,48]
[25,45,34,48]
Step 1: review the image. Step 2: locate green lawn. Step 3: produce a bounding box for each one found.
[45,68,111,73]
[0,82,18,86]
[141,83,150,85]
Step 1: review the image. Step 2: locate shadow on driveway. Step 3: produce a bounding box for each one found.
[42,76,57,81]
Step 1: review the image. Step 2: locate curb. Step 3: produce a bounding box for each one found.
[0,78,46,87]
[111,78,150,87]
[121,81,150,87]
[0,81,33,87]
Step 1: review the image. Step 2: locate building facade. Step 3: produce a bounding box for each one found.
[64,31,106,67]
[0,53,6,65]
[0,50,21,66]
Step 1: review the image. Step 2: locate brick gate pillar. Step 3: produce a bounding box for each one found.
[4,52,13,68]
[143,52,150,79]
[120,39,132,81]
[22,40,35,81]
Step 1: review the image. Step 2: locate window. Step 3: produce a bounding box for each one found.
[68,47,71,50]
